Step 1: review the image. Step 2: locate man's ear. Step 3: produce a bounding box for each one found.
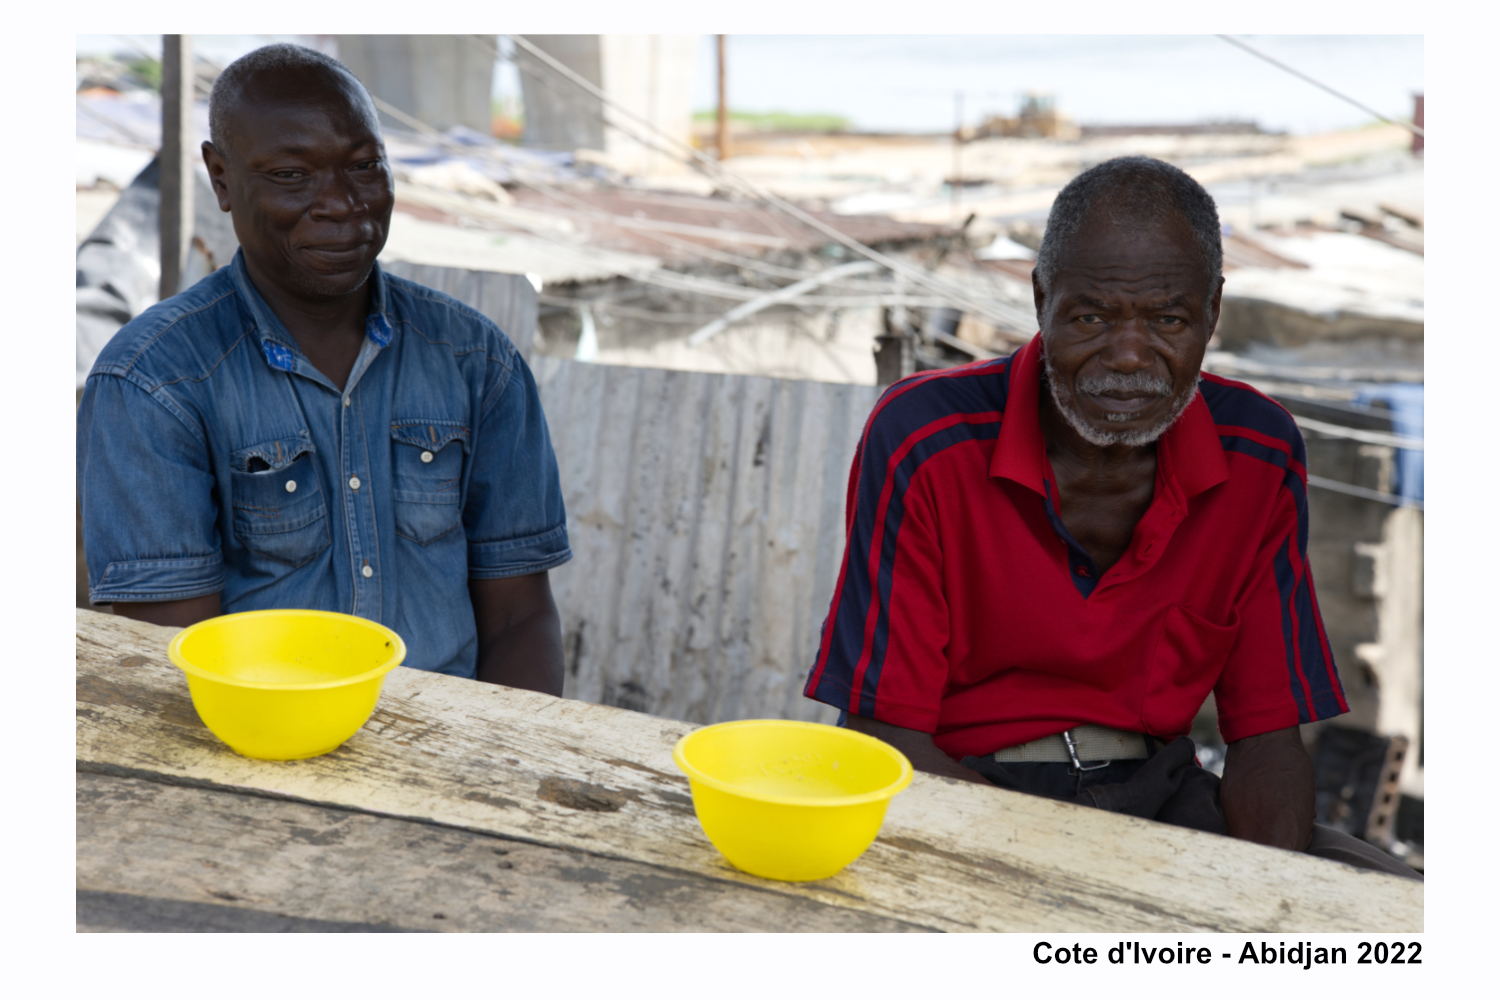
[1032,269,1047,328]
[1205,275,1225,340]
[201,141,232,213]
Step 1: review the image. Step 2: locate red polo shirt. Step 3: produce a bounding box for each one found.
[805,334,1347,759]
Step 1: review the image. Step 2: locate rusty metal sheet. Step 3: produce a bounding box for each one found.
[533,356,878,725]
[510,187,957,265]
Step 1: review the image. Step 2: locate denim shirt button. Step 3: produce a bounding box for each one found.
[362,564,374,578]
[349,476,361,491]
[420,451,434,463]
[285,480,297,493]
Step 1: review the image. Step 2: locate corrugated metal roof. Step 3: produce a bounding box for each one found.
[534,356,878,725]
[382,208,661,285]
[509,187,959,266]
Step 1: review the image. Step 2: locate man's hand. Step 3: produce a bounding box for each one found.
[1219,725,1315,850]
[469,573,565,696]
[844,715,992,785]
[113,594,222,629]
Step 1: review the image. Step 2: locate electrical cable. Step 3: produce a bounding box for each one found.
[1215,35,1424,139]
[1307,475,1420,510]
[75,97,157,148]
[450,32,1034,337]
[504,34,1031,334]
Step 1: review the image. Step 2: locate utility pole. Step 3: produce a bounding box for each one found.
[159,34,194,301]
[716,34,729,161]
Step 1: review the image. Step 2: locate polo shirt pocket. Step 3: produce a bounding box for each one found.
[390,420,469,546]
[1140,604,1241,737]
[229,437,330,568]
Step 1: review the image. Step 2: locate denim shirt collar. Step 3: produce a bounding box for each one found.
[228,249,395,375]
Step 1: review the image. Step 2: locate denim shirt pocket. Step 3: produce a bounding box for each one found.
[1139,603,1242,737]
[229,434,331,568]
[391,420,470,546]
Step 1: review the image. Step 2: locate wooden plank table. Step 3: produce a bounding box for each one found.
[76,610,1422,932]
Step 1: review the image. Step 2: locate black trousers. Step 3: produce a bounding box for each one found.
[960,736,1422,881]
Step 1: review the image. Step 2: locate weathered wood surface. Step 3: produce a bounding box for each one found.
[77,610,1423,932]
[78,773,924,932]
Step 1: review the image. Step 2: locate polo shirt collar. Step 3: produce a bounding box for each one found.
[989,332,1229,503]
[228,249,395,375]
[990,333,1048,492]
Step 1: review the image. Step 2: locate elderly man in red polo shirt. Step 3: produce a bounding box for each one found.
[805,155,1417,878]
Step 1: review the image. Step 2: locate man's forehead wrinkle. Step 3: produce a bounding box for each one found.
[228,95,384,166]
[1058,269,1204,295]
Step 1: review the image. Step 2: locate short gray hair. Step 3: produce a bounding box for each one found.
[208,43,373,160]
[1034,155,1223,295]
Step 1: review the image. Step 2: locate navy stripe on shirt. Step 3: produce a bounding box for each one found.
[808,359,1010,707]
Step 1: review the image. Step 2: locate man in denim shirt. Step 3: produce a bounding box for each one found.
[76,44,572,691]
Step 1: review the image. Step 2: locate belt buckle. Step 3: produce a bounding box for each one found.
[1061,728,1111,773]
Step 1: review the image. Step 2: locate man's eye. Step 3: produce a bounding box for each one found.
[1156,315,1187,326]
[1076,314,1103,324]
[271,170,302,180]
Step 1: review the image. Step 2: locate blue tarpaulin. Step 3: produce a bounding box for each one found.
[1354,383,1424,504]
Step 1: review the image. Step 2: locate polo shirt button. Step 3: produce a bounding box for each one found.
[362,564,374,578]
[1076,566,1089,577]
[421,451,434,463]
[285,480,297,493]
[349,476,361,491]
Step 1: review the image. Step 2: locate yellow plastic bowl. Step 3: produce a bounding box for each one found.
[166,609,406,761]
[672,719,913,882]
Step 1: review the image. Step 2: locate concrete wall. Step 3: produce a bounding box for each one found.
[517,35,605,152]
[518,35,698,175]
[336,35,497,134]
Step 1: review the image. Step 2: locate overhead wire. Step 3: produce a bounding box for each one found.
[175,36,1412,437]
[1215,35,1424,139]
[444,33,1037,340]
[75,97,156,148]
[325,36,961,319]
[1307,475,1421,510]
[504,33,1032,336]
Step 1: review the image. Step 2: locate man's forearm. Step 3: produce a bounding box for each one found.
[1219,726,1315,850]
[844,714,992,784]
[112,593,222,629]
[474,608,565,693]
[470,575,565,695]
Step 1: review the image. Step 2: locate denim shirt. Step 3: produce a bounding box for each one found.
[77,250,571,678]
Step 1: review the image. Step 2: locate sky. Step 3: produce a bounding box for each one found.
[77,34,1423,138]
[688,35,1424,135]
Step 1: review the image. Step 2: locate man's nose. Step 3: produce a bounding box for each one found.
[1100,318,1155,373]
[309,170,363,222]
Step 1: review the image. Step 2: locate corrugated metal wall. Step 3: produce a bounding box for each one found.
[532,356,879,726]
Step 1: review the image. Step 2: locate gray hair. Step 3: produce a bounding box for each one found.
[208,43,373,160]
[1033,155,1223,295]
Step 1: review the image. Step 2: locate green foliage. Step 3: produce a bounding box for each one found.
[124,58,161,93]
[692,109,851,133]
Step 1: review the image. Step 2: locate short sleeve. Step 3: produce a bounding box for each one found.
[77,375,225,603]
[804,399,951,732]
[462,356,572,578]
[1213,461,1348,742]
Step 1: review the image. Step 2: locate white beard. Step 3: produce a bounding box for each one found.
[1043,353,1201,448]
